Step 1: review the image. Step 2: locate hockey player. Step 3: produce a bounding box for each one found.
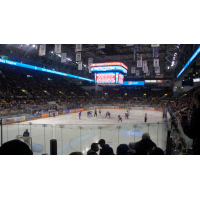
[105,111,110,118]
[53,111,55,117]
[118,115,122,123]
[79,111,82,120]
[87,111,92,117]
[99,109,102,115]
[125,113,129,119]
[94,108,97,117]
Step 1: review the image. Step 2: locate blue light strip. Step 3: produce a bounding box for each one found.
[0,58,94,82]
[177,46,200,78]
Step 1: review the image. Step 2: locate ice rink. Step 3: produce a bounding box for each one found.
[1,109,170,155]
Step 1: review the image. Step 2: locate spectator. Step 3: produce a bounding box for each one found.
[0,140,33,155]
[70,152,83,155]
[181,89,200,155]
[147,147,164,155]
[127,149,136,155]
[116,144,130,155]
[87,143,99,155]
[129,142,135,149]
[134,133,156,155]
[98,139,114,155]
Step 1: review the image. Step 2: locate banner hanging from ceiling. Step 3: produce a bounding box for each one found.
[137,54,142,67]
[98,44,105,49]
[55,44,61,54]
[61,53,67,63]
[133,47,140,60]
[151,44,160,47]
[143,65,148,73]
[39,44,46,56]
[152,47,159,58]
[76,52,81,61]
[136,69,140,76]
[75,44,82,52]
[155,66,160,74]
[131,67,136,74]
[146,70,150,76]
[142,60,147,71]
[153,59,159,67]
[125,44,134,47]
[78,61,82,70]
[88,58,93,73]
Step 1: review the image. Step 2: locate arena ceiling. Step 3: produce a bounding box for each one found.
[0,44,197,81]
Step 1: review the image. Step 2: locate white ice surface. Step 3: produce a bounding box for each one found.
[2,109,170,155]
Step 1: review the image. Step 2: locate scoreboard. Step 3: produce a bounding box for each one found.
[91,62,128,85]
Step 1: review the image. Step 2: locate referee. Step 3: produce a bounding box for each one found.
[94,108,97,117]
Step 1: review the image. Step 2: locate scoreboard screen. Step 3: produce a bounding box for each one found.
[91,66,127,74]
[95,72,124,85]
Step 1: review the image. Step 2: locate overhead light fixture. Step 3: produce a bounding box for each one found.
[33,45,35,47]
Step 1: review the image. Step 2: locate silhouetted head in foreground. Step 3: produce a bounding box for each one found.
[0,140,33,155]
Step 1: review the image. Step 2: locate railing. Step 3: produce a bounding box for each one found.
[55,123,167,155]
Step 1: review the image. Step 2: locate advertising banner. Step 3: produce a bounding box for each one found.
[55,44,61,54]
[65,110,71,113]
[71,109,76,113]
[39,44,46,56]
[4,118,14,123]
[89,107,94,109]
[25,115,35,120]
[42,113,49,118]
[76,52,81,61]
[75,44,82,52]
[123,81,144,86]
[76,108,83,112]
[14,116,25,122]
[88,58,93,73]
[91,66,127,74]
[131,67,136,74]
[152,47,159,58]
[61,53,67,63]
[137,54,142,67]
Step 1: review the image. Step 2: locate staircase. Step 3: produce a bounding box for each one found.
[21,89,33,98]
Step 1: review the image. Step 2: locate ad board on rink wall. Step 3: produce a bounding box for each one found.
[42,113,49,118]
[70,109,76,113]
[25,114,42,120]
[76,108,83,112]
[65,110,70,114]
